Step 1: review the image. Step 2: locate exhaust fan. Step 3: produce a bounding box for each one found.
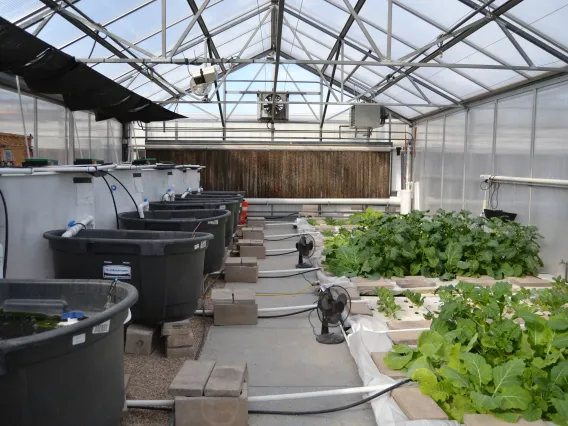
[257,91,289,122]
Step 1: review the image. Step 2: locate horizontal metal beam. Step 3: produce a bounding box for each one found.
[75,57,568,72]
[157,100,442,107]
[226,90,321,95]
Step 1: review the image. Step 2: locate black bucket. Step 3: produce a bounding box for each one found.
[0,279,137,426]
[118,209,230,274]
[43,229,213,324]
[176,194,243,231]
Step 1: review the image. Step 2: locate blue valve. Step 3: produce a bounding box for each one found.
[67,220,76,227]
[111,184,117,191]
[61,311,85,320]
[143,197,148,202]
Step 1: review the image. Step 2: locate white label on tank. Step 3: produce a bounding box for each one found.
[194,244,199,250]
[92,320,111,334]
[103,264,132,280]
[200,241,207,249]
[208,220,218,225]
[73,334,86,345]
[219,205,226,209]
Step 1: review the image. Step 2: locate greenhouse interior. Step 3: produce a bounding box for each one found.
[1,0,568,425]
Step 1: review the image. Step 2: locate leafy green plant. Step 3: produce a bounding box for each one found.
[404,290,425,308]
[383,278,568,424]
[375,288,401,318]
[307,218,317,226]
[321,228,334,237]
[324,217,337,225]
[323,209,543,280]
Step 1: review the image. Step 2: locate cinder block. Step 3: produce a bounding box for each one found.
[162,319,191,336]
[225,265,258,283]
[463,414,545,426]
[391,386,448,420]
[456,276,497,286]
[233,288,256,304]
[395,276,436,288]
[387,320,431,330]
[508,276,551,288]
[346,287,361,300]
[204,363,247,397]
[240,257,257,266]
[125,324,157,355]
[350,302,373,316]
[371,352,408,379]
[247,217,265,228]
[225,257,241,266]
[240,245,266,259]
[211,288,233,305]
[166,346,194,359]
[388,329,422,345]
[242,227,264,240]
[169,360,216,397]
[167,332,195,348]
[174,383,248,426]
[214,303,258,325]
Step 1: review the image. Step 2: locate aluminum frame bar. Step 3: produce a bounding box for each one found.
[171,0,211,57]
[341,0,385,60]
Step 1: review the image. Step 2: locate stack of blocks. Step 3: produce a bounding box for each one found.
[225,257,258,283]
[238,239,265,259]
[170,360,248,426]
[162,319,195,358]
[247,217,265,228]
[124,324,159,355]
[241,227,264,240]
[211,288,257,325]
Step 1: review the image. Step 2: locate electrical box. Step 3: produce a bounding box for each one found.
[349,105,389,129]
[190,66,218,85]
[257,92,289,122]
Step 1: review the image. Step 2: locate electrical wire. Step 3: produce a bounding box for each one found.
[258,306,316,319]
[101,175,119,229]
[0,186,8,278]
[266,250,297,257]
[261,270,319,279]
[264,235,301,241]
[264,212,299,220]
[480,176,500,209]
[256,283,313,297]
[107,173,138,211]
[192,221,202,237]
[248,379,412,415]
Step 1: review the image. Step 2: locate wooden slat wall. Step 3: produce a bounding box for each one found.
[147,149,391,198]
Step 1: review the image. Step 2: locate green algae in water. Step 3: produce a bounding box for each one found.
[0,310,61,340]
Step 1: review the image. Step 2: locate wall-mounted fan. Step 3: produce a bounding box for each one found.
[315,285,351,344]
[189,66,218,97]
[257,91,289,122]
[295,234,315,269]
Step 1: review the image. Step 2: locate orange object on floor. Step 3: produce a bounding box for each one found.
[239,200,248,225]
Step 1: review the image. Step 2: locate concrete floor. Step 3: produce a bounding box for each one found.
[200,223,377,425]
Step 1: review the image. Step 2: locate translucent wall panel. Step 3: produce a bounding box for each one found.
[91,116,111,162]
[109,120,123,163]
[423,118,443,211]
[464,102,494,214]
[37,99,67,165]
[413,123,426,210]
[442,112,465,212]
[530,82,568,274]
[0,88,34,139]
[73,111,90,159]
[494,92,533,222]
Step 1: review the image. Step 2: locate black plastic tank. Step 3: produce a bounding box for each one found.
[43,229,213,324]
[118,209,230,274]
[176,194,243,231]
[150,198,240,240]
[0,279,137,426]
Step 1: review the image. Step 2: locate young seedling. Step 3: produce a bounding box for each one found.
[375,287,401,318]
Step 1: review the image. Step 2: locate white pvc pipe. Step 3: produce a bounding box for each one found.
[195,304,316,316]
[265,222,297,226]
[0,164,117,175]
[370,327,430,334]
[258,267,320,276]
[248,198,400,205]
[266,248,297,253]
[127,400,174,408]
[175,164,201,169]
[137,199,149,218]
[181,188,192,198]
[480,174,568,188]
[62,216,94,238]
[115,164,156,170]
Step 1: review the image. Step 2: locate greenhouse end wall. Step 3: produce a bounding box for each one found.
[413,76,568,276]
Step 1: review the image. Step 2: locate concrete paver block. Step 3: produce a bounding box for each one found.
[456,275,497,286]
[232,288,256,304]
[508,276,551,288]
[371,352,408,379]
[211,288,233,305]
[169,360,217,397]
[346,287,361,301]
[242,228,264,240]
[162,319,191,336]
[351,277,394,294]
[175,382,248,426]
[350,302,373,316]
[125,324,157,355]
[225,265,258,283]
[388,329,422,345]
[204,363,247,397]
[240,245,266,259]
[166,346,194,359]
[214,303,258,325]
[248,217,265,228]
[463,414,545,426]
[225,257,241,266]
[395,276,436,288]
[387,319,431,330]
[167,332,195,348]
[240,256,257,266]
[391,386,448,420]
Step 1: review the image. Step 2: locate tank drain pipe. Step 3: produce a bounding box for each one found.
[181,187,192,198]
[137,198,149,218]
[126,383,401,408]
[62,216,94,238]
[162,188,175,202]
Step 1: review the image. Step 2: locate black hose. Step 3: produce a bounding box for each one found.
[265,235,300,241]
[107,173,138,211]
[262,270,318,279]
[128,406,172,412]
[249,379,412,415]
[101,175,119,229]
[258,306,316,319]
[0,187,8,278]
